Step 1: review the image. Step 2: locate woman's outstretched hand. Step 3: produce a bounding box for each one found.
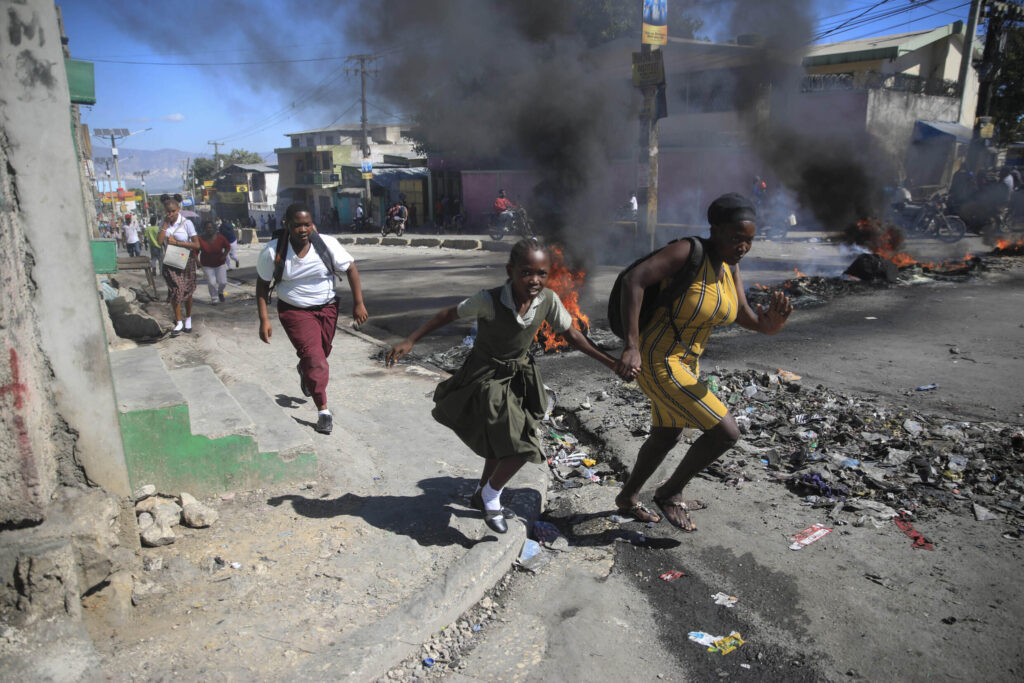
[758,291,793,335]
[614,346,642,382]
[385,339,414,367]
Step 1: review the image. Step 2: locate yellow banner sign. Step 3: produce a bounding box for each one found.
[203,180,215,187]
[235,184,248,193]
[361,172,372,180]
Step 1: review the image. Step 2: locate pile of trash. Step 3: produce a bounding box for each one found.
[581,369,1024,525]
[747,255,987,310]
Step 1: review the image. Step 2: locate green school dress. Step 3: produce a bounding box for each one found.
[432,286,566,463]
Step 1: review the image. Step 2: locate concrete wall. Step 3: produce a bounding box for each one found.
[867,89,960,180]
[0,1,132,525]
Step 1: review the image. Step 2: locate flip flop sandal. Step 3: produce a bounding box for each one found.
[653,498,697,532]
[615,502,661,524]
[679,499,708,511]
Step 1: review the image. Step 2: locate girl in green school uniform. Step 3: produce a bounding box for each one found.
[386,238,631,533]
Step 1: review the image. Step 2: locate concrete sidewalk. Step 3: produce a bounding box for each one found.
[94,308,547,680]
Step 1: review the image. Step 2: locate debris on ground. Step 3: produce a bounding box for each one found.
[712,592,739,607]
[688,630,745,654]
[660,570,685,582]
[574,368,1024,530]
[789,523,833,550]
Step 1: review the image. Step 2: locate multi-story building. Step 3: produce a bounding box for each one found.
[274,124,420,227]
[208,163,279,229]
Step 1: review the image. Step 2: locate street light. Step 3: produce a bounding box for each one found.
[93,127,151,221]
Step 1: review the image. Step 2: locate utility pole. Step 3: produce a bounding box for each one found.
[957,0,983,123]
[208,140,225,171]
[135,170,151,225]
[93,127,151,223]
[346,54,380,218]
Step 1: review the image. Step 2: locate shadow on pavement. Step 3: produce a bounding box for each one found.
[275,393,307,408]
[266,477,541,549]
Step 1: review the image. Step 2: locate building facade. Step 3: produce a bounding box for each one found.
[274,124,418,228]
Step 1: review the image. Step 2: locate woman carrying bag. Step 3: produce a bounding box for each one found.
[158,194,200,337]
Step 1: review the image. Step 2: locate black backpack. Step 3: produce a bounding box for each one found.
[607,236,705,340]
[269,228,339,297]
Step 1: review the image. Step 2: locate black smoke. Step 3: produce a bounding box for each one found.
[726,0,893,233]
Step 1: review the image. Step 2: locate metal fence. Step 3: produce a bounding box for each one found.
[801,71,958,97]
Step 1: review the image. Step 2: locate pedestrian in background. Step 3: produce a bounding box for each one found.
[144,219,162,276]
[123,214,142,257]
[158,194,200,337]
[218,217,240,269]
[255,202,368,435]
[198,220,231,305]
[385,238,627,534]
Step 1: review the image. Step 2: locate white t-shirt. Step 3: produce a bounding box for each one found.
[256,233,353,308]
[124,223,141,244]
[163,214,197,242]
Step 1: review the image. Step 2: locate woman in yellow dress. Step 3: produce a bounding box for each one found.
[614,193,793,531]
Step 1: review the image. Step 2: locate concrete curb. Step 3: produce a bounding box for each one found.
[333,464,548,681]
[440,238,483,250]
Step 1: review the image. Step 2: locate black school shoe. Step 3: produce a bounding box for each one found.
[470,490,515,519]
[314,413,333,434]
[483,512,507,534]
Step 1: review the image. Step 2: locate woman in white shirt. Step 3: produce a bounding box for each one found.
[157,194,200,336]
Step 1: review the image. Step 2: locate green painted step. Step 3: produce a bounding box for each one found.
[110,347,315,495]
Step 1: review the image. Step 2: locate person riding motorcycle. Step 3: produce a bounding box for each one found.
[494,189,515,230]
[387,201,408,226]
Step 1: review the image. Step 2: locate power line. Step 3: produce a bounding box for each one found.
[838,0,972,42]
[85,55,351,66]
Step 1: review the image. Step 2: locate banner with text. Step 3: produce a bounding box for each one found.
[642,0,668,46]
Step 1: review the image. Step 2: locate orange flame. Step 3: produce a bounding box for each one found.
[793,268,808,278]
[994,238,1024,255]
[854,218,977,272]
[534,247,590,351]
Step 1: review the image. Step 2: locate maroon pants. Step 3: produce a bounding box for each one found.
[277,299,339,407]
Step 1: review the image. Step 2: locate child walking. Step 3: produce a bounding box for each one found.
[386,238,629,533]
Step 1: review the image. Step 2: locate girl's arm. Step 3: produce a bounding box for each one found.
[562,327,635,379]
[732,264,792,335]
[345,264,369,324]
[385,305,459,367]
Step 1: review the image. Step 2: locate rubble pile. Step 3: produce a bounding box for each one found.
[133,485,219,546]
[747,257,985,310]
[576,370,1024,526]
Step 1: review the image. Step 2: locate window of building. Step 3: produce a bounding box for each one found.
[291,137,299,148]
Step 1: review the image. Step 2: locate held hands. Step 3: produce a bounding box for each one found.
[757,291,793,335]
[385,339,414,367]
[352,303,369,326]
[614,346,642,382]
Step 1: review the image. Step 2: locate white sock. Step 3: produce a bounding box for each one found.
[184,316,192,328]
[173,320,183,331]
[318,409,331,416]
[481,482,502,513]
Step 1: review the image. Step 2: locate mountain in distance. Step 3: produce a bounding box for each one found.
[91,147,278,194]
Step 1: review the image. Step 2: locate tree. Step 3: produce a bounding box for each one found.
[991,24,1024,145]
[190,149,264,184]
[569,0,703,46]
[191,158,217,184]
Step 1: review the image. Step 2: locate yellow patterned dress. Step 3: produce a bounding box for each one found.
[636,255,738,430]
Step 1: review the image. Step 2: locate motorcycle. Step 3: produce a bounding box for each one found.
[381,215,406,237]
[887,195,965,243]
[488,207,534,241]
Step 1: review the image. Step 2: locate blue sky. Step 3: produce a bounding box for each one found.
[62,0,977,156]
